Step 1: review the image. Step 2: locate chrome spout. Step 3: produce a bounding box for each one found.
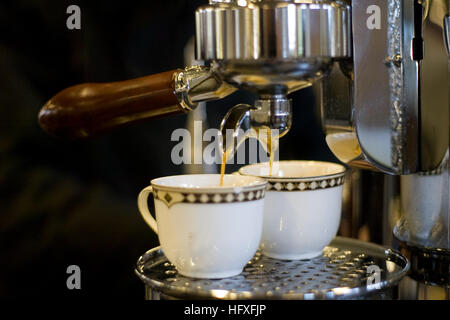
[218,97,292,158]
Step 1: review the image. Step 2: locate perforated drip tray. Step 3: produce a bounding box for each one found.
[135,237,409,300]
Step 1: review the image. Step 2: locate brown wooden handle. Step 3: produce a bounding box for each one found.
[38,69,186,139]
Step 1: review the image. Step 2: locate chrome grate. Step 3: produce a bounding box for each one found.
[135,237,409,300]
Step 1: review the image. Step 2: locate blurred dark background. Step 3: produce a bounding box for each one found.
[0,0,337,298]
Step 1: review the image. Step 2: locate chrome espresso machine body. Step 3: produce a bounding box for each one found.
[38,0,450,299]
[197,0,449,298]
[312,0,449,299]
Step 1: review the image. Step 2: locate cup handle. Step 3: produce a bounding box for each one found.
[137,186,158,234]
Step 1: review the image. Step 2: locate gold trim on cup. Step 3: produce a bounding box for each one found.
[149,175,267,208]
[150,174,267,194]
[152,188,266,208]
[239,161,349,192]
[266,176,345,192]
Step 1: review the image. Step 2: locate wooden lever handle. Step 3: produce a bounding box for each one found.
[38,69,187,139]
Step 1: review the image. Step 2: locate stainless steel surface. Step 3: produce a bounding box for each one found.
[174,65,237,111]
[394,235,450,288]
[218,96,292,160]
[399,276,450,300]
[420,3,449,171]
[320,0,413,174]
[135,237,409,300]
[191,0,448,174]
[392,0,418,173]
[252,97,292,139]
[195,0,351,94]
[317,0,449,174]
[218,97,291,156]
[314,61,360,165]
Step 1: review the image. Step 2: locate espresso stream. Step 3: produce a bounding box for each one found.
[220,128,274,186]
[219,151,228,187]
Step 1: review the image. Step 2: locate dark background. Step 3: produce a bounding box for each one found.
[0,0,337,298]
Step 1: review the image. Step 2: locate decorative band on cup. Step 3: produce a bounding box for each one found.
[153,189,266,208]
[266,176,345,192]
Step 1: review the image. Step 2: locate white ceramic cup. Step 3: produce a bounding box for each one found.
[137,174,267,279]
[239,161,348,260]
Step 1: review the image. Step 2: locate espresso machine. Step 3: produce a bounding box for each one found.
[38,0,449,299]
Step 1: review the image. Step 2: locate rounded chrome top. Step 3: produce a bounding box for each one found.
[196,0,351,61]
[195,0,351,93]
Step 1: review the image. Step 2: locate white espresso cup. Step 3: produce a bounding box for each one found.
[239,161,348,260]
[137,174,267,279]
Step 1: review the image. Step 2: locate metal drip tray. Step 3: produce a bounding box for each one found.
[135,237,409,300]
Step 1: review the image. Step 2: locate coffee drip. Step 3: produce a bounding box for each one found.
[219,126,276,187]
